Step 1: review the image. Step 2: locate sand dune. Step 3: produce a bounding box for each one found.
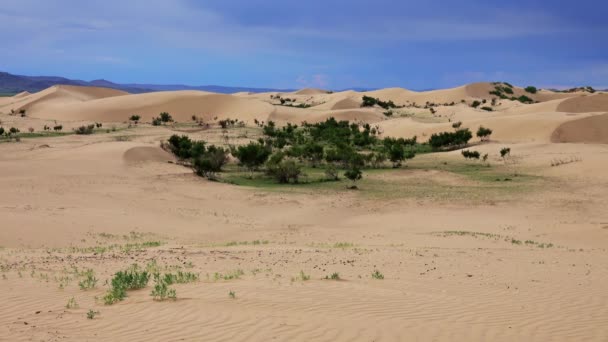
[18,88,274,123]
[293,88,329,95]
[556,93,608,113]
[551,113,608,143]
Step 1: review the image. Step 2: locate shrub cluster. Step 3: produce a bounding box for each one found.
[167,135,228,180]
[361,96,399,110]
[428,129,472,150]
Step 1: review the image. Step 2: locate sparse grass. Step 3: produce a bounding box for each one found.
[333,242,354,249]
[151,273,177,301]
[86,310,99,320]
[436,231,501,239]
[325,272,341,280]
[64,241,162,254]
[371,270,384,280]
[292,270,311,282]
[78,269,98,290]
[220,156,541,203]
[66,297,78,309]
[161,271,199,285]
[213,269,245,281]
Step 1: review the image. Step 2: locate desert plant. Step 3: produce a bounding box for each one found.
[0,127,4,136]
[75,124,95,135]
[66,297,78,309]
[500,147,511,159]
[524,86,537,94]
[344,167,362,188]
[229,291,236,299]
[53,125,63,131]
[86,310,99,320]
[476,126,493,142]
[193,145,229,180]
[78,269,98,290]
[266,152,302,184]
[324,164,340,181]
[233,141,271,175]
[151,273,177,301]
[452,121,462,129]
[429,129,472,150]
[159,112,173,123]
[325,272,340,280]
[103,265,150,305]
[371,270,384,280]
[471,100,481,108]
[129,115,141,123]
[481,106,493,112]
[461,150,481,160]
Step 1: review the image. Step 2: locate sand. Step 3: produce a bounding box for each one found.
[1,83,607,341]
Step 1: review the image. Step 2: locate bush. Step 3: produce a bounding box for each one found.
[344,167,362,187]
[266,152,302,184]
[233,142,271,173]
[159,112,173,123]
[53,125,63,131]
[129,115,141,123]
[428,129,472,150]
[152,117,162,126]
[452,121,462,129]
[103,265,150,305]
[516,95,534,104]
[461,150,480,160]
[481,106,493,112]
[471,100,481,108]
[0,127,4,136]
[324,164,340,181]
[193,145,229,180]
[500,147,511,159]
[476,126,493,141]
[9,127,19,135]
[525,86,537,94]
[75,124,95,135]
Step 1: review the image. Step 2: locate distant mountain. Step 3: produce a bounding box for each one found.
[0,71,296,94]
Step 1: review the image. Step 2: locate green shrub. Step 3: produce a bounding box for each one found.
[428,129,472,150]
[524,86,537,94]
[481,106,493,112]
[103,265,150,305]
[129,115,141,122]
[233,142,271,173]
[151,273,177,301]
[516,95,534,104]
[75,124,95,135]
[159,112,173,123]
[476,126,493,141]
[471,100,481,108]
[193,145,229,180]
[461,150,480,160]
[266,152,302,184]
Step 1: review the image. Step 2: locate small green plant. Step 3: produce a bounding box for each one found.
[151,273,177,301]
[371,270,384,280]
[78,269,98,290]
[229,291,236,299]
[500,147,511,159]
[325,272,340,280]
[103,265,150,305]
[86,310,99,320]
[66,297,79,309]
[471,100,481,108]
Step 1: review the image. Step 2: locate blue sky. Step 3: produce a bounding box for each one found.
[1,0,607,89]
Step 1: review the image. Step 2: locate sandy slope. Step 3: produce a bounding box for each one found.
[1,132,607,341]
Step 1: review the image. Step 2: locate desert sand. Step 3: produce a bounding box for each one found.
[0,83,607,341]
